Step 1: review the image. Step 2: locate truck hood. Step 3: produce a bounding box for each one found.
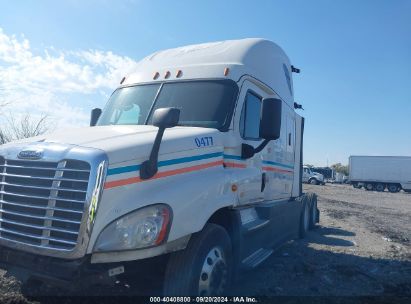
[0,125,223,164]
[314,173,324,180]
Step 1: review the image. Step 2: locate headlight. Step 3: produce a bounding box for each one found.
[93,204,172,252]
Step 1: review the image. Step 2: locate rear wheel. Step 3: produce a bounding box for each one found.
[365,183,374,191]
[163,224,232,296]
[375,183,385,192]
[299,198,310,238]
[388,184,400,193]
[307,193,318,229]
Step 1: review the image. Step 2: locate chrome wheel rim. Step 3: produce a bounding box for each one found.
[198,246,227,296]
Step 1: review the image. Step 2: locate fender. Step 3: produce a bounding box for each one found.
[87,158,238,256]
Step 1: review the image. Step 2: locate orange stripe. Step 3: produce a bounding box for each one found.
[105,160,223,189]
[262,166,293,173]
[224,162,247,168]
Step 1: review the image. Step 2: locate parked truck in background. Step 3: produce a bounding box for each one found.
[303,166,325,185]
[349,156,411,193]
[0,38,319,296]
[312,167,334,183]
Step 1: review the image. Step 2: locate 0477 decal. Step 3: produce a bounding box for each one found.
[194,136,214,147]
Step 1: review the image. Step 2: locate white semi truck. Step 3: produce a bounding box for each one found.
[0,38,318,295]
[302,166,325,185]
[349,155,411,193]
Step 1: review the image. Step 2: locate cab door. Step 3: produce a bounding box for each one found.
[228,80,268,205]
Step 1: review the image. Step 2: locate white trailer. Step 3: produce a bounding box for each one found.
[349,155,411,193]
[334,172,344,184]
[0,38,318,295]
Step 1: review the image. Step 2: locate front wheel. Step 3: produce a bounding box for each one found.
[309,178,318,185]
[163,224,232,296]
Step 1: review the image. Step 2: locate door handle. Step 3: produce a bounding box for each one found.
[261,173,266,192]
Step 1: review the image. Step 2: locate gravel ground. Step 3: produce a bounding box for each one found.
[231,184,411,298]
[0,183,410,302]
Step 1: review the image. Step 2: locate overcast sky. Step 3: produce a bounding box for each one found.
[0,0,410,166]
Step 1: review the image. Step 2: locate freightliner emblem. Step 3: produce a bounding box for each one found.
[18,149,44,160]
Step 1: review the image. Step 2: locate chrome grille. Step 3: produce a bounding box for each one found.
[0,157,90,251]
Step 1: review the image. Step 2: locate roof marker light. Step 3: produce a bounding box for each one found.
[164,71,171,79]
[153,72,160,80]
[224,67,230,76]
[176,70,183,78]
[120,77,126,84]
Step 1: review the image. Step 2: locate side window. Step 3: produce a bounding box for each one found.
[240,92,262,140]
[283,64,293,95]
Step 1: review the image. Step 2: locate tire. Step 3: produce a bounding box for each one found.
[388,184,400,193]
[309,178,318,185]
[299,197,310,238]
[375,183,385,192]
[365,183,374,191]
[307,193,318,229]
[163,224,232,296]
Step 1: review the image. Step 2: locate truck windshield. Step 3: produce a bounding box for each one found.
[97,80,238,130]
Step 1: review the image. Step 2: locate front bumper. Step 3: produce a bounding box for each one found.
[0,246,166,291]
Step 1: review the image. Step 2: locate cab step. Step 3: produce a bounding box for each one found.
[242,218,270,234]
[241,248,273,269]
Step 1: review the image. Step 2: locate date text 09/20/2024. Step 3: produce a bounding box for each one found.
[150,297,258,303]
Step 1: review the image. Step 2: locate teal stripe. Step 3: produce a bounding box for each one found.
[224,155,293,170]
[159,152,222,167]
[223,154,244,160]
[107,152,223,176]
[108,165,140,176]
[263,160,294,170]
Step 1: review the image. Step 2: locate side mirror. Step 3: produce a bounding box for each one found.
[152,108,180,129]
[241,98,282,159]
[259,98,282,140]
[140,108,180,180]
[90,108,102,127]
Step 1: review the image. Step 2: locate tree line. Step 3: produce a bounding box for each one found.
[0,101,50,145]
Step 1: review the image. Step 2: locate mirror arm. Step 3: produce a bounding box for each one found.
[254,139,270,154]
[140,127,166,180]
[241,139,270,159]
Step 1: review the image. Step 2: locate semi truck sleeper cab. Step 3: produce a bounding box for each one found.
[0,38,319,295]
